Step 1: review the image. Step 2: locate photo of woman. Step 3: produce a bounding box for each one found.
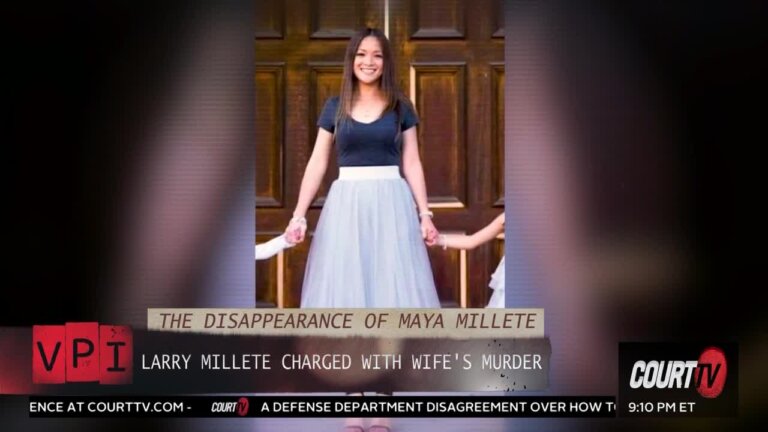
[255,0,504,309]
[284,28,441,308]
[253,1,505,430]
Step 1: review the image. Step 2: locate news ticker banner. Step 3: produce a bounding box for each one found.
[28,396,617,418]
[6,320,739,417]
[618,343,738,417]
[146,308,545,338]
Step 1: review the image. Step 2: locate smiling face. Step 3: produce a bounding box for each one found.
[338,28,398,123]
[353,36,384,86]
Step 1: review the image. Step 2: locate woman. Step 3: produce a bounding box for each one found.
[434,213,505,308]
[285,27,441,309]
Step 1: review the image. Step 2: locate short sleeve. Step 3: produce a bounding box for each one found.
[400,100,419,131]
[317,96,339,133]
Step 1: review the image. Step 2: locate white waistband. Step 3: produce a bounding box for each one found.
[338,165,401,180]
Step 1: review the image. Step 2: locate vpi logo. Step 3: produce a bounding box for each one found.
[629,347,727,398]
[32,323,133,384]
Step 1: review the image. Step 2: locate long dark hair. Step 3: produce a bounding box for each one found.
[335,27,416,141]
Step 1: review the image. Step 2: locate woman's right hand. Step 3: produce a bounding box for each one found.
[285,216,308,243]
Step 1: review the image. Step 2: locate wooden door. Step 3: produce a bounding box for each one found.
[256,0,503,308]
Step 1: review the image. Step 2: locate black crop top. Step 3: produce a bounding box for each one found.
[316,96,419,167]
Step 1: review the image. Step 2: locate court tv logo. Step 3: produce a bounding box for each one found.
[32,322,133,384]
[629,346,727,398]
[619,342,738,417]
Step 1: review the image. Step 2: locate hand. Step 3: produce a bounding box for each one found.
[426,235,439,247]
[285,217,307,243]
[420,217,438,245]
[427,233,446,248]
[283,230,298,245]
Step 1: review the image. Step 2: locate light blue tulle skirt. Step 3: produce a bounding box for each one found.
[300,166,441,308]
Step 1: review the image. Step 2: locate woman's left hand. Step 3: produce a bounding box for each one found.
[421,217,439,245]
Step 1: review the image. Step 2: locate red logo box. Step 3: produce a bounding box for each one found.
[32,323,132,384]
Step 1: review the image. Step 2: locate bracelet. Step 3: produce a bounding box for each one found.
[419,210,434,219]
[290,216,307,225]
